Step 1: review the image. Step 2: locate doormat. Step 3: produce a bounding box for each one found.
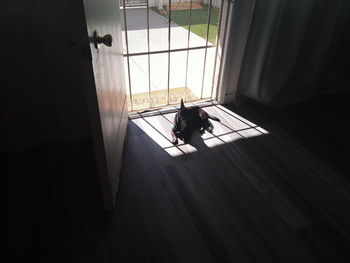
[128,87,198,111]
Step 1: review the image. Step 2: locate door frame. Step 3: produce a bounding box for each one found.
[216,0,256,105]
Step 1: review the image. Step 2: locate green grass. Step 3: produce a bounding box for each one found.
[151,5,219,44]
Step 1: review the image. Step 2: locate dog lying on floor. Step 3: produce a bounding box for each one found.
[171,99,220,145]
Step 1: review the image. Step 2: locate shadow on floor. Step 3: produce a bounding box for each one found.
[116,115,350,263]
[7,92,350,263]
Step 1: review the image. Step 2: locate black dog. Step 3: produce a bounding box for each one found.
[171,99,220,145]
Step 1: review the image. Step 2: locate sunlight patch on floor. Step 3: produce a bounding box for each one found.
[131,103,269,157]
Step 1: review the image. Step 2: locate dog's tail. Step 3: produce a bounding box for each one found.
[208,114,220,122]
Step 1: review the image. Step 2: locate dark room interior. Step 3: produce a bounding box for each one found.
[5,0,350,262]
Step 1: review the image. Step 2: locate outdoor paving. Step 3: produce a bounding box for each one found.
[122,7,216,110]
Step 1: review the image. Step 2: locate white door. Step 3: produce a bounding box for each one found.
[83,0,128,210]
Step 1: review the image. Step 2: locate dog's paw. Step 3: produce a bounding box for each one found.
[207,127,213,133]
[172,138,178,145]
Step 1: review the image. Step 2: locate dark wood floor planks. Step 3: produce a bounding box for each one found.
[19,93,348,262]
[115,93,350,263]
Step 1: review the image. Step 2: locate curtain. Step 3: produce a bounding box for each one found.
[236,0,350,107]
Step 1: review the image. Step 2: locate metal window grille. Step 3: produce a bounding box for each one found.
[122,0,232,112]
[121,0,147,7]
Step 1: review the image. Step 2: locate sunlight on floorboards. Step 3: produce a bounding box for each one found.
[132,104,269,157]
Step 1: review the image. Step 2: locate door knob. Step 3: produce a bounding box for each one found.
[94,31,112,49]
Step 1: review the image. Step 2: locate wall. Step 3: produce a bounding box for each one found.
[4,0,103,261]
[3,1,95,151]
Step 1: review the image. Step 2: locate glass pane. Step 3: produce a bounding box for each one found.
[129,55,150,111]
[149,4,170,52]
[187,49,205,99]
[122,7,148,54]
[122,0,224,111]
[170,6,191,49]
[208,1,221,45]
[189,2,209,48]
[202,47,216,98]
[150,53,168,107]
[169,51,187,104]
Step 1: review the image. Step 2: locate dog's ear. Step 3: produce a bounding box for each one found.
[180,99,185,110]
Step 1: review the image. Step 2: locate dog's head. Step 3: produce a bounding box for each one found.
[177,99,200,141]
[178,99,191,130]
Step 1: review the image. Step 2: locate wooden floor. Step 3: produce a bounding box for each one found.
[113,95,350,263]
[7,93,350,263]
